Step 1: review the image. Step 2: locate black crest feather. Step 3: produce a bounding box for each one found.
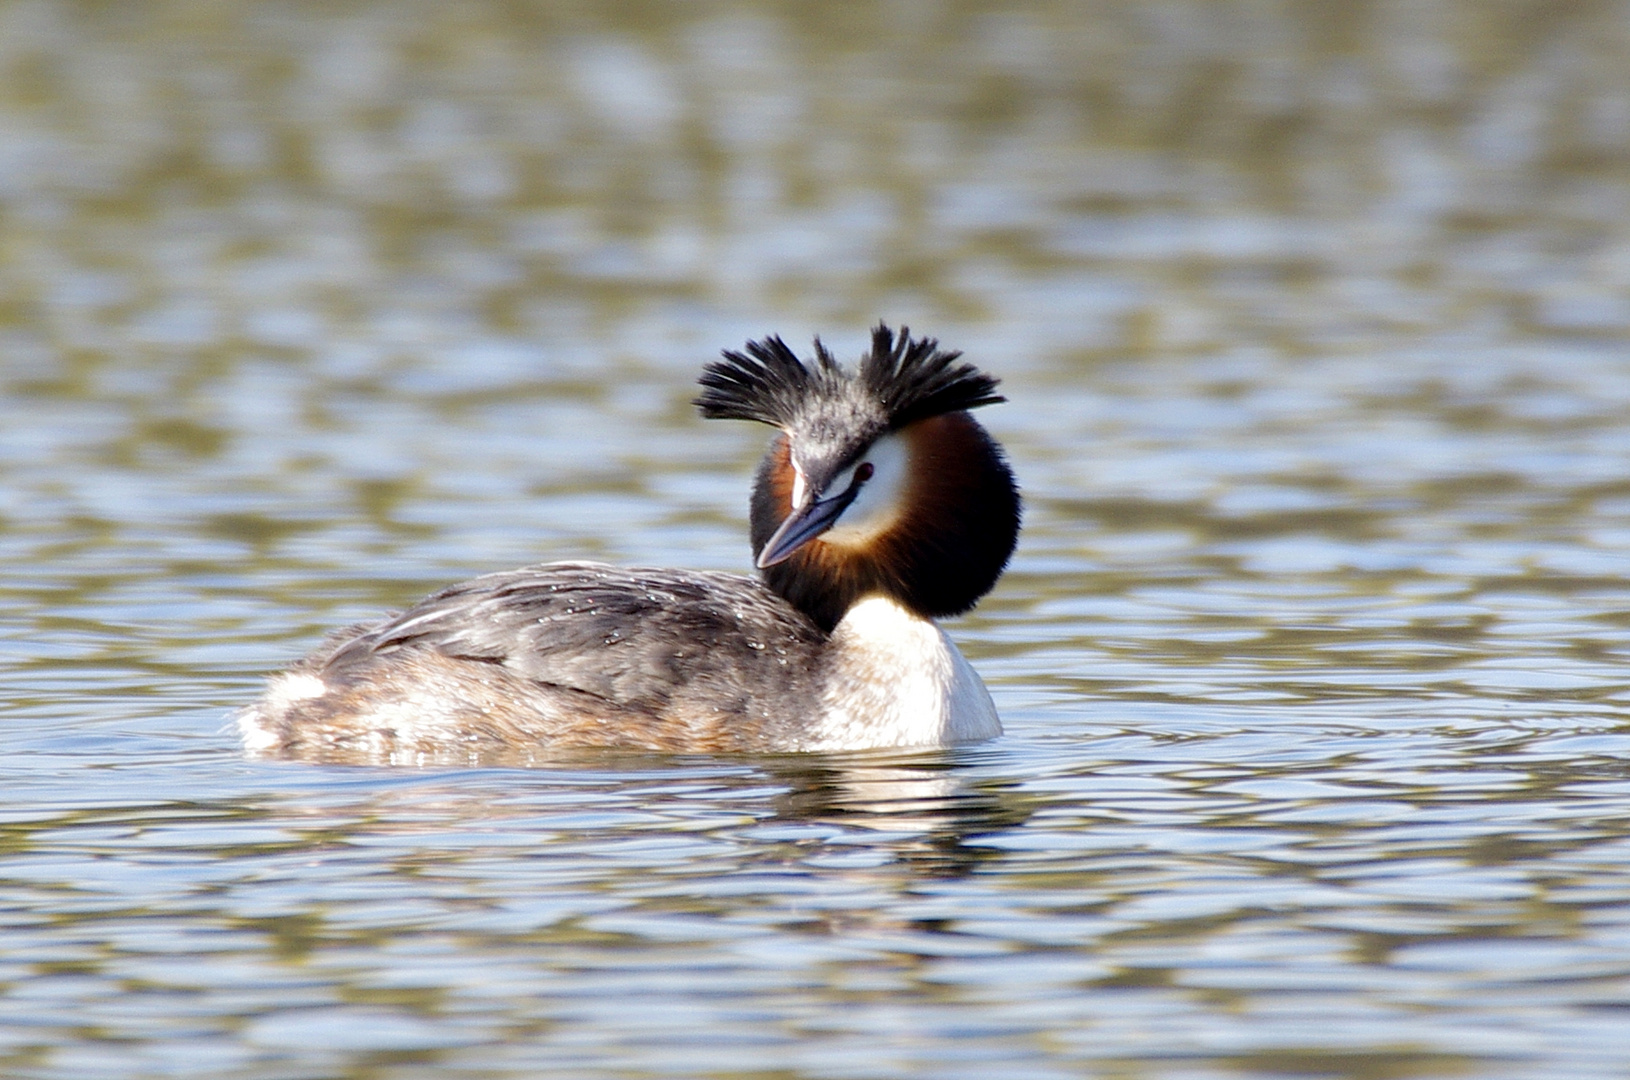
[859,324,1004,429]
[695,334,843,427]
[695,324,1003,430]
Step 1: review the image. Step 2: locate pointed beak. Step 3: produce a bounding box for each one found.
[755,488,858,568]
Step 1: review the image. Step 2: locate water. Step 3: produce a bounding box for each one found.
[4,2,1630,1077]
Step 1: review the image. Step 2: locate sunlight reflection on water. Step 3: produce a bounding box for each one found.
[2,2,1630,1078]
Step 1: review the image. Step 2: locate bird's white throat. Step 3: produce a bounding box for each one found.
[806,594,1000,750]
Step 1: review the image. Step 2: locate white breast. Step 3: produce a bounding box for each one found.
[804,595,1001,751]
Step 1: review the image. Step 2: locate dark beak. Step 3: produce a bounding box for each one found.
[755,489,858,568]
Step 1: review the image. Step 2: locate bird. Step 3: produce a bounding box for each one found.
[238,324,1020,760]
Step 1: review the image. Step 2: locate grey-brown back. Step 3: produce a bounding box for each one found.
[262,562,833,754]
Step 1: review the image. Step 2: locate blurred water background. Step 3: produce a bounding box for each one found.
[4,1,1630,1077]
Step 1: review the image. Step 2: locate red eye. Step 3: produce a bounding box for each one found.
[854,462,874,483]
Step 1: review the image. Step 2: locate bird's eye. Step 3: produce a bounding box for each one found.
[854,462,874,484]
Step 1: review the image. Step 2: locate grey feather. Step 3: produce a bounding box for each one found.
[306,562,827,730]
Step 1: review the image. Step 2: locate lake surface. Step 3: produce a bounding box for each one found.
[4,2,1630,1077]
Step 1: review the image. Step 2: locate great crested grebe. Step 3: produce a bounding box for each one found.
[239,325,1020,758]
